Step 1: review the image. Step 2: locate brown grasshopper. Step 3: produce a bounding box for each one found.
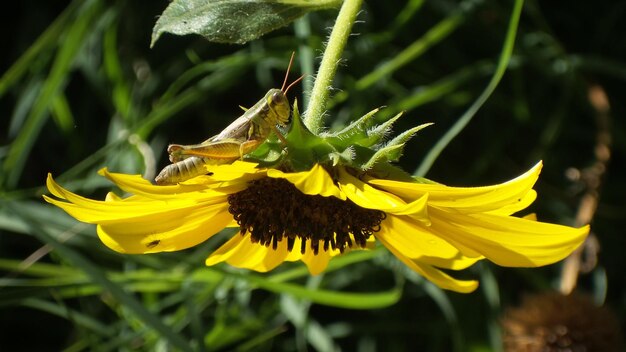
[155,54,302,185]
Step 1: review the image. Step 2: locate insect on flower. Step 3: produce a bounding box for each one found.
[155,53,303,185]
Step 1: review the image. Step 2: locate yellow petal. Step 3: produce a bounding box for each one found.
[205,161,267,182]
[338,168,405,208]
[375,215,482,269]
[44,192,227,224]
[98,168,208,197]
[369,161,543,213]
[45,174,229,223]
[338,168,429,223]
[377,235,479,293]
[205,234,242,266]
[103,168,249,198]
[268,164,345,200]
[97,202,232,253]
[206,234,289,272]
[428,207,589,267]
[300,249,334,275]
[283,238,343,275]
[488,190,537,216]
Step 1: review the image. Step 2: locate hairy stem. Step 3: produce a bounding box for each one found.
[303,0,363,133]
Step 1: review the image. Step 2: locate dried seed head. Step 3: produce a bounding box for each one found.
[228,177,385,254]
[501,292,624,352]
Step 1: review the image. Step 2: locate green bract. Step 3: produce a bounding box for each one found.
[246,102,432,179]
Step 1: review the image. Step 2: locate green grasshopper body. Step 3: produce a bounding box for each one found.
[155,55,301,185]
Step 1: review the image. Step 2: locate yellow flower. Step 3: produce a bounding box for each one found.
[44,160,588,293]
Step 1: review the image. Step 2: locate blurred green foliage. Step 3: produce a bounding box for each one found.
[1,0,625,351]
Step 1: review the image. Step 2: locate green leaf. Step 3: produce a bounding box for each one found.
[151,0,341,46]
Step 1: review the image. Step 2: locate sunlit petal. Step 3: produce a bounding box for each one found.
[98,168,208,197]
[375,215,483,270]
[338,168,429,223]
[206,233,289,272]
[268,164,345,199]
[206,161,267,181]
[300,249,334,275]
[283,238,341,275]
[45,174,228,220]
[375,215,456,259]
[429,207,589,267]
[488,190,537,216]
[97,202,232,253]
[377,235,479,293]
[370,162,543,213]
[338,168,405,208]
[43,190,227,224]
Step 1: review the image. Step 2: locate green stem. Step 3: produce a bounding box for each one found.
[303,0,363,133]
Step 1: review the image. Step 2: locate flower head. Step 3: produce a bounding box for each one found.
[45,104,588,293]
[45,159,588,293]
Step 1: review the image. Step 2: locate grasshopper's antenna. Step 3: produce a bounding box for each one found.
[281,52,296,92]
[284,75,304,96]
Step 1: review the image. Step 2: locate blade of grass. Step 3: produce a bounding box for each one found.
[21,298,115,337]
[6,203,194,352]
[158,52,260,104]
[479,263,503,352]
[0,0,80,97]
[355,13,465,91]
[135,57,254,138]
[415,0,525,176]
[422,282,464,352]
[377,60,496,121]
[328,8,467,109]
[103,22,133,122]
[51,93,75,134]
[0,258,81,278]
[2,0,103,188]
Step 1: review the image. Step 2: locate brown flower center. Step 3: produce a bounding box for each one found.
[227,177,386,254]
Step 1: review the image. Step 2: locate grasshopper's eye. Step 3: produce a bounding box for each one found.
[271,91,285,105]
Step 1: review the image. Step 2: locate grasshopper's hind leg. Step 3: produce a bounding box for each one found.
[238,140,262,159]
[167,144,187,162]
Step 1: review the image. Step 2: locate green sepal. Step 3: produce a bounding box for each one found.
[323,108,380,148]
[328,147,355,166]
[253,99,434,179]
[362,123,433,170]
[284,101,338,171]
[367,162,416,183]
[367,112,404,145]
[323,109,405,149]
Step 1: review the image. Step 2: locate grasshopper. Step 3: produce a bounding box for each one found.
[155,54,302,185]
